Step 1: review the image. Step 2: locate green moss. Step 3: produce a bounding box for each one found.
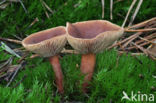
[0,50,155,102]
[0,0,156,102]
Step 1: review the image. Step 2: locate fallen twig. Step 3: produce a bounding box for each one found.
[17,53,29,63]
[124,28,156,32]
[24,18,39,32]
[128,39,156,50]
[0,2,9,9]
[41,0,53,14]
[61,49,79,54]
[122,32,142,48]
[138,36,156,45]
[127,17,156,29]
[6,61,24,87]
[0,57,13,73]
[18,0,28,14]
[0,0,6,5]
[131,42,155,60]
[40,0,50,19]
[108,32,142,49]
[0,37,22,44]
[45,11,50,19]
[110,0,113,20]
[122,0,137,27]
[101,0,105,18]
[1,42,21,58]
[128,0,143,26]
[30,54,39,59]
[135,33,156,44]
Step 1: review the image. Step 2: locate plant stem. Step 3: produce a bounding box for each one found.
[49,55,64,94]
[80,53,96,92]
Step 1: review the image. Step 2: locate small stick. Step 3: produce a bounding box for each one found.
[30,54,40,59]
[101,0,105,18]
[17,53,29,63]
[18,0,28,14]
[1,42,21,58]
[122,0,137,27]
[13,47,25,51]
[124,28,156,32]
[61,49,79,54]
[110,0,113,20]
[122,32,142,48]
[0,57,13,73]
[139,39,156,46]
[128,0,143,26]
[108,32,142,49]
[131,42,148,55]
[131,53,144,56]
[39,0,51,19]
[135,33,156,44]
[138,36,156,44]
[128,39,156,50]
[29,18,39,27]
[144,21,156,28]
[23,18,39,32]
[127,17,156,29]
[12,34,22,40]
[0,37,22,44]
[41,0,53,14]
[45,11,50,19]
[109,32,155,49]
[0,2,9,9]
[0,0,6,5]
[131,42,156,60]
[118,51,144,56]
[6,61,24,87]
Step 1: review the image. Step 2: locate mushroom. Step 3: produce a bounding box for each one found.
[66,20,124,92]
[22,26,67,94]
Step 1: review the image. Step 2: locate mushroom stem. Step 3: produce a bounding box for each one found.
[80,53,96,92]
[49,55,64,94]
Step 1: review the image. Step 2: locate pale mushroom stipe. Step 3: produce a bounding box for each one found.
[22,26,67,94]
[66,20,124,92]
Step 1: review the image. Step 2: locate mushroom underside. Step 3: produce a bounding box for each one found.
[67,21,121,39]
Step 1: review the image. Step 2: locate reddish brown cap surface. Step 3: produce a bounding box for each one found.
[66,20,124,54]
[22,26,67,57]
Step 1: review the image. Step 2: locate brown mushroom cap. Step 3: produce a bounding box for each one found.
[66,20,124,54]
[22,26,67,57]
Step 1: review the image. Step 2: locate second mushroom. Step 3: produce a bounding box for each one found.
[22,26,67,94]
[66,20,124,92]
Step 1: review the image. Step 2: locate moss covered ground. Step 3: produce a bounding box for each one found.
[0,0,156,103]
[0,50,156,103]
